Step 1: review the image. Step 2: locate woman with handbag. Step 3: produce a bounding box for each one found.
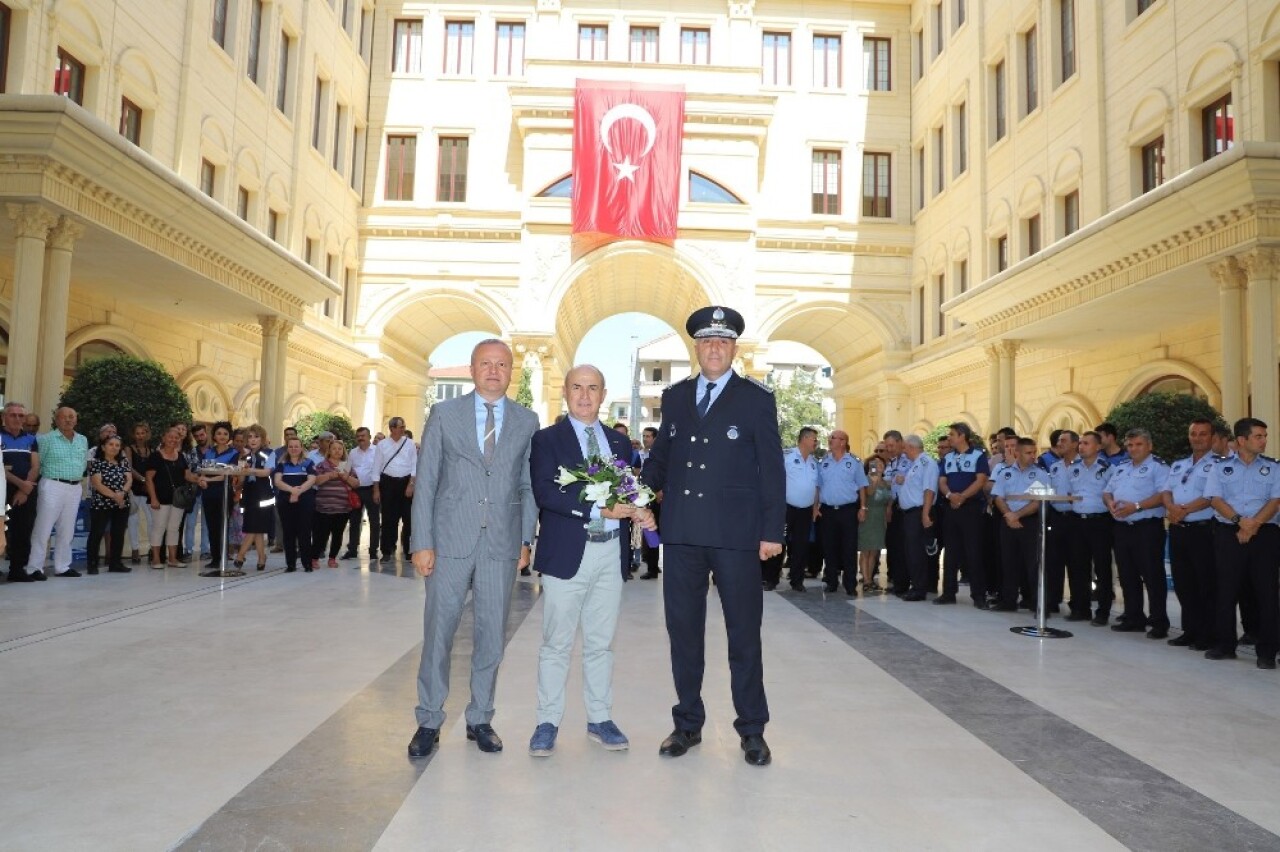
[147,427,199,568]
[273,437,317,572]
[197,421,239,570]
[233,424,275,571]
[87,434,133,574]
[311,439,360,569]
[125,422,154,565]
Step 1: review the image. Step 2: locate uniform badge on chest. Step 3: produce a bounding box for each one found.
[669,423,677,439]
[727,426,739,440]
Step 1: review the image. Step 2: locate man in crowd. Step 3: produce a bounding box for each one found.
[1104,429,1171,638]
[183,422,210,560]
[374,416,417,564]
[894,434,938,601]
[3,402,40,581]
[1161,419,1218,649]
[770,426,819,592]
[408,339,538,758]
[1043,430,1080,614]
[937,422,989,607]
[637,426,662,580]
[526,365,655,756]
[344,426,380,561]
[991,437,1049,611]
[642,305,784,767]
[307,431,333,465]
[1065,431,1114,624]
[23,407,88,580]
[816,429,868,596]
[1096,422,1129,465]
[882,430,908,595]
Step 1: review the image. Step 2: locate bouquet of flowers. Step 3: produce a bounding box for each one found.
[555,454,655,510]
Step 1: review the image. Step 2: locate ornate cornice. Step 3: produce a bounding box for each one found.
[359,224,523,241]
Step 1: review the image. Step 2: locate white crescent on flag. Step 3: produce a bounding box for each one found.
[599,103,657,182]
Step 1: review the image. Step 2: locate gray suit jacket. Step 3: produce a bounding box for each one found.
[410,392,539,561]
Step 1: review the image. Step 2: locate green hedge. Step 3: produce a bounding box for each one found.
[1104,392,1227,461]
[57,355,193,440]
[292,411,356,446]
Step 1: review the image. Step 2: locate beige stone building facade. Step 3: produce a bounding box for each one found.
[2,0,1279,451]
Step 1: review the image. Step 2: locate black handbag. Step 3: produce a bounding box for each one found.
[164,456,198,510]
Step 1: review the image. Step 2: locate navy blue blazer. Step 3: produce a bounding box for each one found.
[530,418,633,580]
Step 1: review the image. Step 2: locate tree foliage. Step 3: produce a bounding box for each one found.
[515,365,534,408]
[58,355,192,441]
[769,369,828,447]
[292,411,356,446]
[1104,392,1227,461]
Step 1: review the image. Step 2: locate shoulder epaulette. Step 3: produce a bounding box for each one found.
[745,375,773,393]
[666,376,695,392]
[1151,455,1167,465]
[1263,454,1279,464]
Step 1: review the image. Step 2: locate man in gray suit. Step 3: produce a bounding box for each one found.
[407,339,539,757]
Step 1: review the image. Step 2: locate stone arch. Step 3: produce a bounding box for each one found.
[284,393,316,422]
[1016,176,1045,217]
[1184,41,1241,97]
[55,0,106,63]
[929,243,949,274]
[1034,393,1102,444]
[1013,405,1033,437]
[178,367,234,422]
[116,47,160,108]
[951,228,971,261]
[234,146,264,189]
[328,402,352,418]
[300,203,323,237]
[757,299,900,373]
[911,418,933,437]
[200,116,230,161]
[986,198,1012,235]
[1127,88,1172,142]
[63,324,150,359]
[364,287,512,365]
[264,172,290,208]
[1051,148,1083,194]
[232,382,261,425]
[1109,359,1221,411]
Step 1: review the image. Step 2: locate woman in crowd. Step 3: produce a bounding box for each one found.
[198,421,239,569]
[273,437,317,572]
[858,455,894,593]
[147,427,199,568]
[233,424,275,571]
[311,439,359,569]
[87,434,133,574]
[174,421,200,562]
[125,422,154,565]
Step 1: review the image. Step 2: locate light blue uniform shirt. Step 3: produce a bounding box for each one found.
[695,372,730,415]
[1162,453,1217,523]
[817,452,868,506]
[1203,453,1279,524]
[991,462,1049,513]
[1066,457,1112,514]
[895,453,938,510]
[569,416,619,531]
[1103,456,1170,521]
[782,447,819,509]
[475,394,506,452]
[885,453,909,500]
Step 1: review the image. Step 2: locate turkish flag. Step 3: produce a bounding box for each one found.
[572,80,685,247]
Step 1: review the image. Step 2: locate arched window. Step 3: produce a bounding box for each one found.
[535,174,573,198]
[64,339,126,374]
[688,171,744,204]
[1139,375,1207,401]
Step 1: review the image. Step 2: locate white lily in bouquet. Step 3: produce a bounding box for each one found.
[555,453,655,510]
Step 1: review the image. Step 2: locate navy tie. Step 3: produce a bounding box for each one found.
[697,382,716,419]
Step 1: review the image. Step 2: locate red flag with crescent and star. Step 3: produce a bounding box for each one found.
[572,80,685,249]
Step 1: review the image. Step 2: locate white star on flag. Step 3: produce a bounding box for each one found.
[612,157,639,182]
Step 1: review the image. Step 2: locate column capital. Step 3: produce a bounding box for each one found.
[1208,256,1246,291]
[6,204,58,240]
[259,315,286,337]
[47,217,85,251]
[1240,247,1280,283]
[727,0,755,20]
[983,344,1001,365]
[993,340,1021,359]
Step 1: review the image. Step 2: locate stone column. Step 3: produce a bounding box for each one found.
[984,345,1001,435]
[877,377,909,433]
[1210,257,1246,420]
[1242,249,1280,430]
[359,362,387,432]
[5,205,58,411]
[35,217,85,422]
[995,341,1020,430]
[273,320,293,434]
[258,316,283,438]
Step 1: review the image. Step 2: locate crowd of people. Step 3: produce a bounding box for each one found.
[774,417,1280,670]
[0,402,422,578]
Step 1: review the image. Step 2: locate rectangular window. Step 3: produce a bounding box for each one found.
[237,186,250,221]
[630,25,658,63]
[0,3,11,93]
[311,78,326,152]
[915,285,925,344]
[276,33,292,111]
[384,134,416,201]
[1063,190,1080,235]
[935,274,946,337]
[680,27,710,65]
[342,0,354,34]
[1202,94,1233,160]
[119,97,142,145]
[912,28,923,81]
[437,136,468,202]
[267,209,280,242]
[360,8,371,62]
[350,126,365,191]
[862,152,891,218]
[53,48,85,105]
[1026,214,1041,256]
[332,104,346,172]
[212,0,228,49]
[342,267,354,327]
[932,3,943,58]
[1059,0,1076,82]
[443,20,474,75]
[1141,136,1165,192]
[813,34,841,89]
[579,24,608,60]
[200,159,216,196]
[247,0,264,83]
[958,258,968,293]
[956,101,968,175]
[863,37,890,91]
[996,235,1009,271]
[761,31,790,86]
[993,60,1007,141]
[392,19,423,73]
[1137,0,1156,12]
[1023,27,1038,114]
[955,0,967,30]
[325,253,336,281]
[812,150,841,215]
[932,125,945,195]
[304,237,314,267]
[495,21,525,75]
[653,367,663,381]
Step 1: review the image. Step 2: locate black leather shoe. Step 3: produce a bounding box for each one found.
[1166,634,1194,646]
[1111,622,1145,632]
[741,734,771,766]
[1257,658,1276,670]
[1146,627,1168,640]
[1065,612,1090,622]
[341,551,358,560]
[408,726,440,758]
[1204,648,1237,660]
[640,572,659,580]
[932,594,956,605]
[466,724,504,753]
[763,582,778,591]
[972,599,990,610]
[7,568,33,583]
[1091,613,1109,626]
[30,570,48,581]
[902,592,926,601]
[992,602,1017,612]
[658,729,702,757]
[823,583,838,593]
[789,584,806,593]
[57,569,82,578]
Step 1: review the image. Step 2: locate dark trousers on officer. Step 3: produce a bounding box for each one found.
[943,499,985,600]
[6,488,37,573]
[1114,518,1168,630]
[900,506,929,595]
[378,474,412,558]
[999,521,1040,606]
[1068,513,1113,617]
[776,504,810,587]
[984,509,1003,600]
[1169,521,1216,645]
[807,516,825,577]
[346,484,379,557]
[886,510,908,594]
[641,502,661,575]
[663,544,768,736]
[1044,509,1073,609]
[1212,524,1279,661]
[925,503,943,594]
[820,503,859,592]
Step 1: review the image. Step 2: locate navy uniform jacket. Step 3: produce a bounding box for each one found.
[642,371,786,550]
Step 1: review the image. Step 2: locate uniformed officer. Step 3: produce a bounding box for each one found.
[1160,418,1218,649]
[985,430,1022,605]
[881,430,908,595]
[1211,431,1260,646]
[1103,428,1171,638]
[1203,418,1280,668]
[773,426,820,592]
[893,435,938,601]
[1065,431,1114,624]
[2,401,40,581]
[991,437,1049,611]
[816,430,868,595]
[937,422,990,607]
[641,305,785,766]
[1043,430,1080,614]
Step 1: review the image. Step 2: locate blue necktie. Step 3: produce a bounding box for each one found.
[585,426,604,535]
[697,382,716,419]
